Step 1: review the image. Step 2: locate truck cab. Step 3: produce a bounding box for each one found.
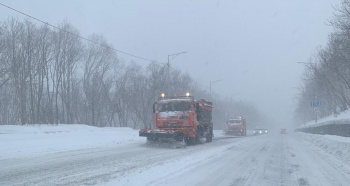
[139,93,213,145]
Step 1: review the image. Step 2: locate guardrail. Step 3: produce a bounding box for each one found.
[296,124,350,137]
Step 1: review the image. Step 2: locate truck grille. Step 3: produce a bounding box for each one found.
[164,123,182,128]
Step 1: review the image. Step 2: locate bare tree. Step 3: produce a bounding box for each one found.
[82,34,116,126]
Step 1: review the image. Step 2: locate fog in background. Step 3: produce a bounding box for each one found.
[0,0,341,128]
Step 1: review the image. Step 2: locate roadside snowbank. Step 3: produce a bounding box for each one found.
[301,110,350,128]
[0,124,228,159]
[0,124,142,159]
[298,132,350,165]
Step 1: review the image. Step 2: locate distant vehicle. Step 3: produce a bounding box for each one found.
[224,117,247,136]
[280,128,287,134]
[253,129,268,135]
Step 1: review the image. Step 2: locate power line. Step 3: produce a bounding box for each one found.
[0,2,158,63]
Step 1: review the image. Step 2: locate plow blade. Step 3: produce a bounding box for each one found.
[139,129,186,142]
[139,129,176,139]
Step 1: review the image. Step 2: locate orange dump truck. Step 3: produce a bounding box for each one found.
[224,117,247,136]
[139,94,213,145]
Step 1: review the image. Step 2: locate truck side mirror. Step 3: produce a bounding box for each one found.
[152,102,156,113]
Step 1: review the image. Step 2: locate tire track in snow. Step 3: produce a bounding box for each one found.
[0,137,243,186]
[287,133,350,186]
[149,133,350,186]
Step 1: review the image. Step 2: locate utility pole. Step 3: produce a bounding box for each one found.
[209,79,223,95]
[167,51,187,95]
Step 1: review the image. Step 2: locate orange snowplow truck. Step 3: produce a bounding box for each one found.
[224,117,247,136]
[139,93,213,145]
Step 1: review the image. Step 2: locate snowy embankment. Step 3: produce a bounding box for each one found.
[0,124,142,159]
[297,110,350,137]
[0,124,228,159]
[297,109,350,161]
[300,110,350,128]
[298,132,350,165]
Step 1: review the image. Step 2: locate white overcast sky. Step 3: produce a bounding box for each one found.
[0,0,342,127]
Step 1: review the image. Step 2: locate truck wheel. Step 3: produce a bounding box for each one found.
[206,128,213,142]
[185,137,195,146]
[206,134,212,142]
[147,137,157,142]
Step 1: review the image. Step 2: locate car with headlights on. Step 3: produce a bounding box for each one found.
[253,128,268,135]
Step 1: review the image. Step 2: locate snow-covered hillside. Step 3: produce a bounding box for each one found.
[301,110,350,128]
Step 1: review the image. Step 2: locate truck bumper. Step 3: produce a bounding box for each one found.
[139,129,176,138]
[139,127,196,140]
[225,130,243,135]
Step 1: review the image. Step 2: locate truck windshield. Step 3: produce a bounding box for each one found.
[157,101,191,112]
[228,119,241,124]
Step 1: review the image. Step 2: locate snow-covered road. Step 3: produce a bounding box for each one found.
[1,125,350,186]
[146,133,350,186]
[0,135,242,185]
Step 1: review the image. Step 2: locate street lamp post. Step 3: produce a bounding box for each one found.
[167,51,187,95]
[230,93,239,102]
[297,62,312,64]
[297,62,315,68]
[209,79,223,95]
